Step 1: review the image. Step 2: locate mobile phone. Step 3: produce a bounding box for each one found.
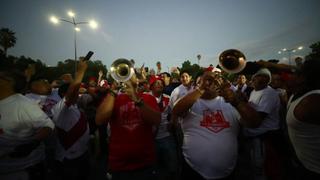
[83,51,94,61]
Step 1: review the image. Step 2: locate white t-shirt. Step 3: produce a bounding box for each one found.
[0,94,54,173]
[182,96,240,179]
[25,89,61,118]
[286,90,320,174]
[51,97,90,161]
[234,84,247,93]
[244,86,280,136]
[169,84,194,109]
[150,93,171,140]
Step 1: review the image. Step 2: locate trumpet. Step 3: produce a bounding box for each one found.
[110,58,135,83]
[219,49,246,74]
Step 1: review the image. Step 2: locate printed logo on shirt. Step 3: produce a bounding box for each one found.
[200,110,230,133]
[119,102,142,131]
[41,98,58,118]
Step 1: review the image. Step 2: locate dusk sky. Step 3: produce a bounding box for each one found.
[1,0,320,71]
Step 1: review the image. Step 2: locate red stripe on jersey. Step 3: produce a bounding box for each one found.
[56,112,88,150]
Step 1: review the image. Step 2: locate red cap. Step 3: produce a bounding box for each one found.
[80,82,87,88]
[206,66,221,73]
[88,76,97,82]
[149,75,164,88]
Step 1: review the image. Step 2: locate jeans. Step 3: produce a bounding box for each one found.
[55,151,90,180]
[155,135,179,180]
[0,162,45,180]
[111,165,157,180]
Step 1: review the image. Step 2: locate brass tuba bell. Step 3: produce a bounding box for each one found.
[219,49,246,73]
[110,58,135,82]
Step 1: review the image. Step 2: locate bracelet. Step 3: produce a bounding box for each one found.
[134,99,144,107]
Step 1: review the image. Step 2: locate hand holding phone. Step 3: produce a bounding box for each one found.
[83,51,94,61]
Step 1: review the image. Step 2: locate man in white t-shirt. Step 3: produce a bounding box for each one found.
[244,69,280,137]
[25,78,61,119]
[169,70,194,135]
[168,70,194,178]
[24,77,62,177]
[241,68,283,180]
[51,58,91,180]
[172,71,262,179]
[0,69,54,180]
[169,71,193,109]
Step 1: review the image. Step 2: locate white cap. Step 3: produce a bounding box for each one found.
[212,67,222,73]
[252,68,272,84]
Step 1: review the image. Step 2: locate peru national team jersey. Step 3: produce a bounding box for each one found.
[108,92,159,171]
[51,97,90,161]
[182,96,241,179]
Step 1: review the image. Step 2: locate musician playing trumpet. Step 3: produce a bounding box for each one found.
[172,71,262,179]
[96,66,161,180]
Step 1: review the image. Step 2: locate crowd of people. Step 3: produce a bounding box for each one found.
[0,55,319,180]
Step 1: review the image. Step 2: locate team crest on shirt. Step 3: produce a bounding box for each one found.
[41,98,58,117]
[200,110,230,133]
[119,102,142,131]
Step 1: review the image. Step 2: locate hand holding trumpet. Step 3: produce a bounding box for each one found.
[123,80,140,102]
[220,82,249,107]
[196,71,247,106]
[195,71,223,99]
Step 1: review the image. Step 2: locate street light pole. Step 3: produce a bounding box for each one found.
[50,11,97,76]
[278,46,303,65]
[59,18,89,76]
[74,25,77,75]
[287,49,293,65]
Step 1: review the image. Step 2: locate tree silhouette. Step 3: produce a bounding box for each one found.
[180,60,201,78]
[305,41,320,61]
[0,28,17,56]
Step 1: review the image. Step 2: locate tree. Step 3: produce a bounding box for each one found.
[180,60,201,78]
[181,60,192,69]
[305,41,320,61]
[0,28,17,56]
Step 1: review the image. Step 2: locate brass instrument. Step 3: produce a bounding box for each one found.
[110,58,135,82]
[219,49,246,73]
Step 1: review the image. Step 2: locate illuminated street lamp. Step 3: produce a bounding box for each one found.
[50,11,98,75]
[278,46,303,65]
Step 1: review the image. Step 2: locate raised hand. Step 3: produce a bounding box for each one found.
[98,70,103,78]
[77,57,88,73]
